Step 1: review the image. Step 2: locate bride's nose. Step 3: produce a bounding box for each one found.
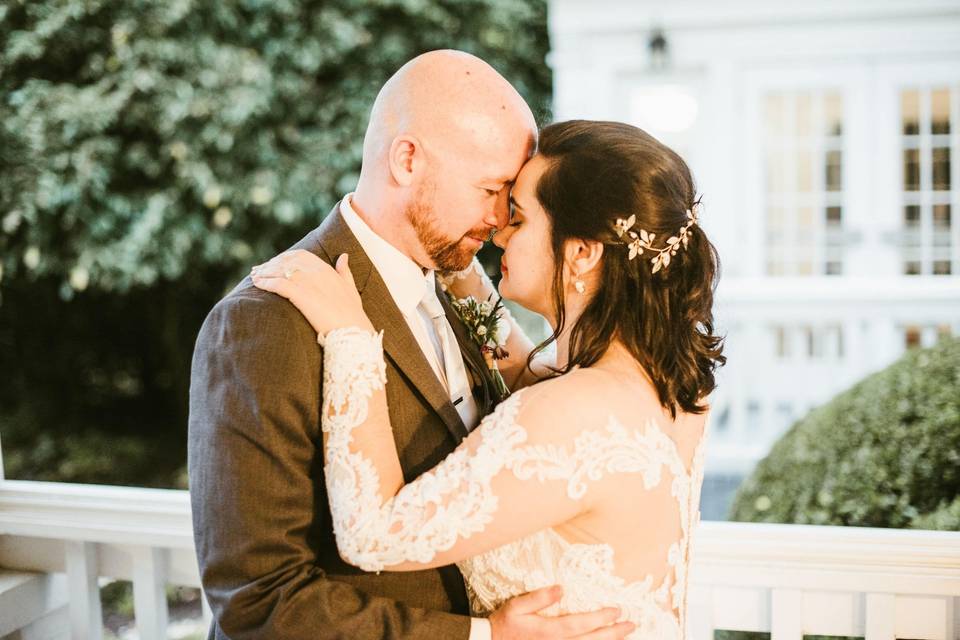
[492,225,513,249]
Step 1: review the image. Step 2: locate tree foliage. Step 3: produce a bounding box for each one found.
[1,0,550,294]
[729,337,960,531]
[0,0,551,486]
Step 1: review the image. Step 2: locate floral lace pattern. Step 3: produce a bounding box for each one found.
[324,328,528,572]
[321,328,708,638]
[458,418,709,639]
[458,529,683,639]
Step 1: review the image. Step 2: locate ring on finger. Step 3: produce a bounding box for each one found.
[284,267,300,280]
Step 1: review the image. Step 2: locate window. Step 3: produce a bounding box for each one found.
[772,324,844,360]
[763,90,846,276]
[900,86,957,275]
[904,325,922,349]
[904,323,955,349]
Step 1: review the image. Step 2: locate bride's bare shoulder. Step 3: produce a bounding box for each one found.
[518,366,699,434]
[509,367,638,432]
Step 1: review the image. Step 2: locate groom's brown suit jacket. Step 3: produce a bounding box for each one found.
[188,206,499,639]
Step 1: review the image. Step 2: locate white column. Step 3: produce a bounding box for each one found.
[865,593,896,640]
[771,588,803,640]
[687,584,714,640]
[132,546,169,640]
[65,541,103,640]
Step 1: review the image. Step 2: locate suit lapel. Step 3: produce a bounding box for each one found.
[316,206,469,442]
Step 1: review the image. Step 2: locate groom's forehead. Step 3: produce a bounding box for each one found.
[474,133,537,182]
[484,171,517,184]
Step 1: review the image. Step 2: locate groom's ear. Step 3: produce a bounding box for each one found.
[564,238,605,276]
[388,134,423,187]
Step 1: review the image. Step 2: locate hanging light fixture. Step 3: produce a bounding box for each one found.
[630,27,699,134]
[648,27,669,71]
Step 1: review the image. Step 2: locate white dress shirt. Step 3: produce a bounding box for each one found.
[338,195,490,639]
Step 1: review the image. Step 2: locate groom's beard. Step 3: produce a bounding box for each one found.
[407,200,489,271]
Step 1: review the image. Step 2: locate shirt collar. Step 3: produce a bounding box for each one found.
[340,193,434,315]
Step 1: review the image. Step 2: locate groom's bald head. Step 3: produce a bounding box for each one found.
[353,50,537,270]
[361,50,536,171]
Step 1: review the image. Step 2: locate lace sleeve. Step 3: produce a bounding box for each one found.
[322,328,615,573]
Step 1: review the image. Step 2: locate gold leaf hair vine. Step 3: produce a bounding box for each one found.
[614,205,699,273]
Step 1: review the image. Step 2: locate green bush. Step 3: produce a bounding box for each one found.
[729,336,960,531]
[0,0,551,487]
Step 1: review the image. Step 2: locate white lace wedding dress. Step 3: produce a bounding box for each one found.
[321,328,709,639]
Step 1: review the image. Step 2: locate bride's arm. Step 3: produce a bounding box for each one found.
[318,328,591,572]
[439,258,553,390]
[251,251,595,573]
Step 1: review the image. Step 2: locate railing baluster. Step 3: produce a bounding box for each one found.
[132,546,169,640]
[688,585,714,640]
[771,588,803,640]
[865,593,895,640]
[947,598,960,640]
[65,541,103,640]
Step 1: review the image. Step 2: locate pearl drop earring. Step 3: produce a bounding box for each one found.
[574,277,586,294]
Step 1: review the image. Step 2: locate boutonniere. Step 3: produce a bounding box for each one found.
[444,293,511,398]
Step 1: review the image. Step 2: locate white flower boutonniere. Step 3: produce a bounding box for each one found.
[444,293,511,398]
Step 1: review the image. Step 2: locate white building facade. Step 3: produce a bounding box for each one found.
[547,0,960,517]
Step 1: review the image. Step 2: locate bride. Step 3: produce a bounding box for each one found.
[251,119,725,638]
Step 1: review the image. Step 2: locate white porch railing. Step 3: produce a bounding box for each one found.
[1,480,958,639]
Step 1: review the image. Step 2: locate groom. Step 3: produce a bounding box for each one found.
[189,51,628,639]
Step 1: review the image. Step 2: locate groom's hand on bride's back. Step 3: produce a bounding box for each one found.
[488,585,636,639]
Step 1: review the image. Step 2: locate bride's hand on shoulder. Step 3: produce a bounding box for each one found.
[438,257,495,300]
[250,250,374,339]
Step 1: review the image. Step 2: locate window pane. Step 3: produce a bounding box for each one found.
[904,204,921,226]
[933,147,951,190]
[902,90,920,135]
[765,93,786,138]
[933,260,952,274]
[932,88,951,134]
[825,206,842,226]
[933,203,952,229]
[824,92,843,136]
[797,150,813,192]
[904,261,922,275]
[797,93,813,137]
[905,326,922,348]
[903,148,921,190]
[775,326,789,357]
[767,206,786,231]
[766,150,788,192]
[825,150,842,191]
[933,204,952,248]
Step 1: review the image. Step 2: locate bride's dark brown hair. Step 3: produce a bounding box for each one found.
[529,120,725,417]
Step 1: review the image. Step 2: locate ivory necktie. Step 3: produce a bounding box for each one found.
[418,282,472,407]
